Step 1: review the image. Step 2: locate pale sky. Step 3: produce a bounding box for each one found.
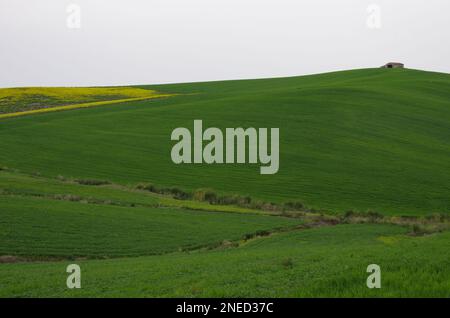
[0,0,449,87]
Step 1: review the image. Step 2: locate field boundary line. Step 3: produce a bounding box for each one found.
[0,94,173,120]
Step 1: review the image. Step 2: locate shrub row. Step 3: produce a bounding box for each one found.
[135,183,191,200]
[342,209,384,222]
[75,179,110,186]
[135,183,311,212]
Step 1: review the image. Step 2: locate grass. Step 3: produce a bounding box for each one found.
[0,169,264,215]
[1,68,450,298]
[1,224,450,297]
[1,68,449,215]
[0,193,300,258]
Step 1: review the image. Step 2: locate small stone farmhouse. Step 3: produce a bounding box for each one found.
[381,62,404,68]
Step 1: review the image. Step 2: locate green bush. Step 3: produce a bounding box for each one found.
[76,179,110,186]
[367,210,384,220]
[163,187,191,200]
[281,257,294,269]
[193,188,217,203]
[136,183,157,192]
[283,201,305,210]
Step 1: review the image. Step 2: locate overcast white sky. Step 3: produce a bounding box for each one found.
[0,0,449,87]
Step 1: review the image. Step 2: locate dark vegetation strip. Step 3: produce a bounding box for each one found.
[133,181,450,235]
[0,188,160,209]
[135,182,319,213]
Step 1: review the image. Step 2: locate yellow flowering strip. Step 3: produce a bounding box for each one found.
[0,94,172,120]
[0,87,162,103]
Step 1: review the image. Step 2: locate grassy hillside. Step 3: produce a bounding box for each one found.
[0,170,300,259]
[2,224,450,297]
[1,68,450,298]
[0,196,299,258]
[1,68,449,215]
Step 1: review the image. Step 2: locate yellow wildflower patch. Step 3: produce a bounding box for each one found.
[0,87,172,119]
[0,95,171,119]
[377,235,405,245]
[0,87,159,102]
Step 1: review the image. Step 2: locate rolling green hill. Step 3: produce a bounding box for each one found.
[1,68,449,215]
[1,68,450,297]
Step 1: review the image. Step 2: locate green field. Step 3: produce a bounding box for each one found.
[2,224,450,297]
[1,68,450,297]
[1,68,450,215]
